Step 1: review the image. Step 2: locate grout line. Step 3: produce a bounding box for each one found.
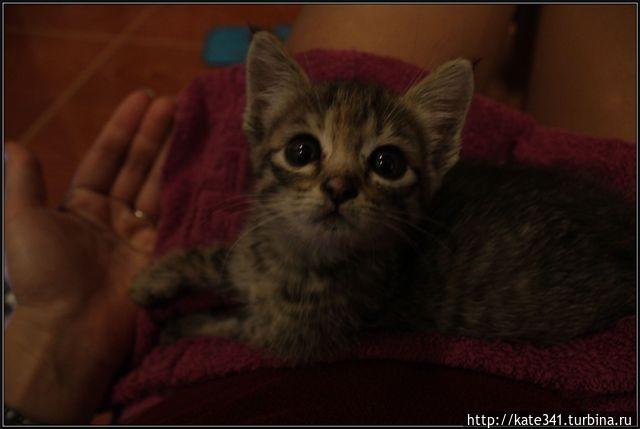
[19,6,157,145]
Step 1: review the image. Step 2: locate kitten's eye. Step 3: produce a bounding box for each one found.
[285,134,321,167]
[369,145,407,180]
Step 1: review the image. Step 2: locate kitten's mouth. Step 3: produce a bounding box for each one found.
[312,207,353,228]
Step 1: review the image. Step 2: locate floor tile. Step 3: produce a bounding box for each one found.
[25,43,209,205]
[5,33,108,139]
[6,4,303,205]
[4,4,147,35]
[132,5,301,43]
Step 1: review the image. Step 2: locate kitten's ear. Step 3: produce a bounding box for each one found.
[243,31,310,145]
[403,59,474,193]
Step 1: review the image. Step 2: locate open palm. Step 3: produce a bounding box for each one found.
[5,90,175,381]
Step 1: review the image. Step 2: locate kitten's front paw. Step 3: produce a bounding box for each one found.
[158,313,244,344]
[158,314,215,344]
[158,319,186,344]
[130,264,186,307]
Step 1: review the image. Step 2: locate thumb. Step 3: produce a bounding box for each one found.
[5,142,47,220]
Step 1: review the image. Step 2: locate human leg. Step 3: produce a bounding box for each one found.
[525,5,636,142]
[286,5,516,93]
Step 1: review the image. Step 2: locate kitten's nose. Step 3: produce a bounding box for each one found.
[321,177,359,205]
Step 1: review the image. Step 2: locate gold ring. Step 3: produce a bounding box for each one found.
[133,209,155,223]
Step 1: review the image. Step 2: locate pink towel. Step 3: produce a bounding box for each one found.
[111,50,636,413]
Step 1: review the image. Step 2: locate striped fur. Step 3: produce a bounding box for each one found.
[131,32,634,362]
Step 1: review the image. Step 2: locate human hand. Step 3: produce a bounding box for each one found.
[4,90,175,423]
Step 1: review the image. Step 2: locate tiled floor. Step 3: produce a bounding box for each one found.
[5,4,302,205]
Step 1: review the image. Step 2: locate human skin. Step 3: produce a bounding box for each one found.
[287,4,636,143]
[4,90,175,423]
[526,5,636,143]
[286,5,517,92]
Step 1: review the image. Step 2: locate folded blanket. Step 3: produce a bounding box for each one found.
[110,49,636,418]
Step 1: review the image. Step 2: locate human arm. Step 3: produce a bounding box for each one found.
[4,90,175,423]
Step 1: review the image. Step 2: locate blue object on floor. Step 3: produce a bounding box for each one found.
[202,25,292,66]
[273,24,293,42]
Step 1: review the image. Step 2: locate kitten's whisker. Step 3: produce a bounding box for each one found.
[362,205,454,255]
[220,213,284,274]
[204,193,270,212]
[366,203,447,236]
[221,203,316,274]
[359,207,411,240]
[394,209,450,232]
[360,210,419,249]
[205,194,292,218]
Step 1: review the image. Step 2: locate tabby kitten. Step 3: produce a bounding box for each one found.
[131,32,635,361]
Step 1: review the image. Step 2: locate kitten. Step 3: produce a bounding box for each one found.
[130,32,635,361]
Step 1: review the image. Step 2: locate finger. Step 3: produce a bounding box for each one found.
[4,142,46,221]
[134,128,173,219]
[71,89,153,194]
[110,96,176,204]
